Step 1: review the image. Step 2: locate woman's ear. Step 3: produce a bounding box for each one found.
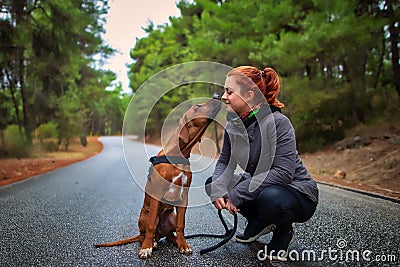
[245,90,255,102]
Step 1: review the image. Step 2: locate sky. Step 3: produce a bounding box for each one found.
[102,0,181,93]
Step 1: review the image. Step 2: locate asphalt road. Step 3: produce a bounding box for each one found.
[0,136,399,266]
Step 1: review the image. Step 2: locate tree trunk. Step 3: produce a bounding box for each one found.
[387,0,400,96]
[374,29,386,90]
[18,48,32,140]
[342,0,370,124]
[14,0,32,140]
[343,49,367,124]
[4,69,22,129]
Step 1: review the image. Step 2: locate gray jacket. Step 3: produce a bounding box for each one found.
[210,107,319,206]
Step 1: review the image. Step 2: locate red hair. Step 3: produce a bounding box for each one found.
[227,66,284,108]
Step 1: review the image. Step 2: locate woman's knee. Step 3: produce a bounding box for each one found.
[256,185,301,222]
[257,185,284,204]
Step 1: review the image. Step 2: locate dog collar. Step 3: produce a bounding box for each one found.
[149,155,190,166]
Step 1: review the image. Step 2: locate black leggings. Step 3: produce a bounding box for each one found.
[205,177,317,232]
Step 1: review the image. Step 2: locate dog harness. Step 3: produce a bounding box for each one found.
[149,155,190,166]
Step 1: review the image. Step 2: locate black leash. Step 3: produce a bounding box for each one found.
[185,210,238,255]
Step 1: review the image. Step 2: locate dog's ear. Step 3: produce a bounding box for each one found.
[178,121,190,145]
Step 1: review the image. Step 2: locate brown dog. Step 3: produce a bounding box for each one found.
[95,98,221,259]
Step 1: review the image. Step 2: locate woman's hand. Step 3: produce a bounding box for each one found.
[213,197,240,214]
[213,197,226,210]
[225,198,240,214]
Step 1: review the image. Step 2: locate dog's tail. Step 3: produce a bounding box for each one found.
[94,235,142,247]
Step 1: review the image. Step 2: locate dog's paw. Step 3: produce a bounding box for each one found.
[152,241,158,250]
[139,247,153,259]
[179,244,193,255]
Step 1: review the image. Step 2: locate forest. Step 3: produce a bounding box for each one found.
[128,0,399,151]
[1,0,399,157]
[1,0,130,156]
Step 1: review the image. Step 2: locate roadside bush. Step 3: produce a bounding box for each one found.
[42,140,59,151]
[4,125,31,158]
[34,122,58,142]
[284,77,347,152]
[54,89,86,151]
[33,122,59,151]
[370,86,399,113]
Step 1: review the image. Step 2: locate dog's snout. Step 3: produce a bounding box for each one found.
[213,93,221,101]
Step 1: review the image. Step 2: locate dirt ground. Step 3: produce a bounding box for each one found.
[1,133,399,201]
[0,137,103,187]
[301,135,400,200]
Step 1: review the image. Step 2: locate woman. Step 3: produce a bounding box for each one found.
[205,66,318,260]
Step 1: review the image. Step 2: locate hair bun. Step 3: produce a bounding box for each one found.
[263,68,284,108]
[227,66,284,108]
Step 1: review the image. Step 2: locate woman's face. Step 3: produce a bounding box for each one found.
[222,75,252,115]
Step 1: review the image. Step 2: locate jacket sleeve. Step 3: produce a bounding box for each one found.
[209,130,237,201]
[227,115,296,207]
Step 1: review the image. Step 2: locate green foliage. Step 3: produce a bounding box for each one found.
[282,76,347,152]
[126,0,399,151]
[0,0,119,156]
[102,86,127,135]
[1,0,398,154]
[53,89,87,151]
[34,122,59,141]
[33,121,59,151]
[369,85,399,113]
[3,125,32,158]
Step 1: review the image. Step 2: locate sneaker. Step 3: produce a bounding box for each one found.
[265,228,296,261]
[236,217,276,243]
